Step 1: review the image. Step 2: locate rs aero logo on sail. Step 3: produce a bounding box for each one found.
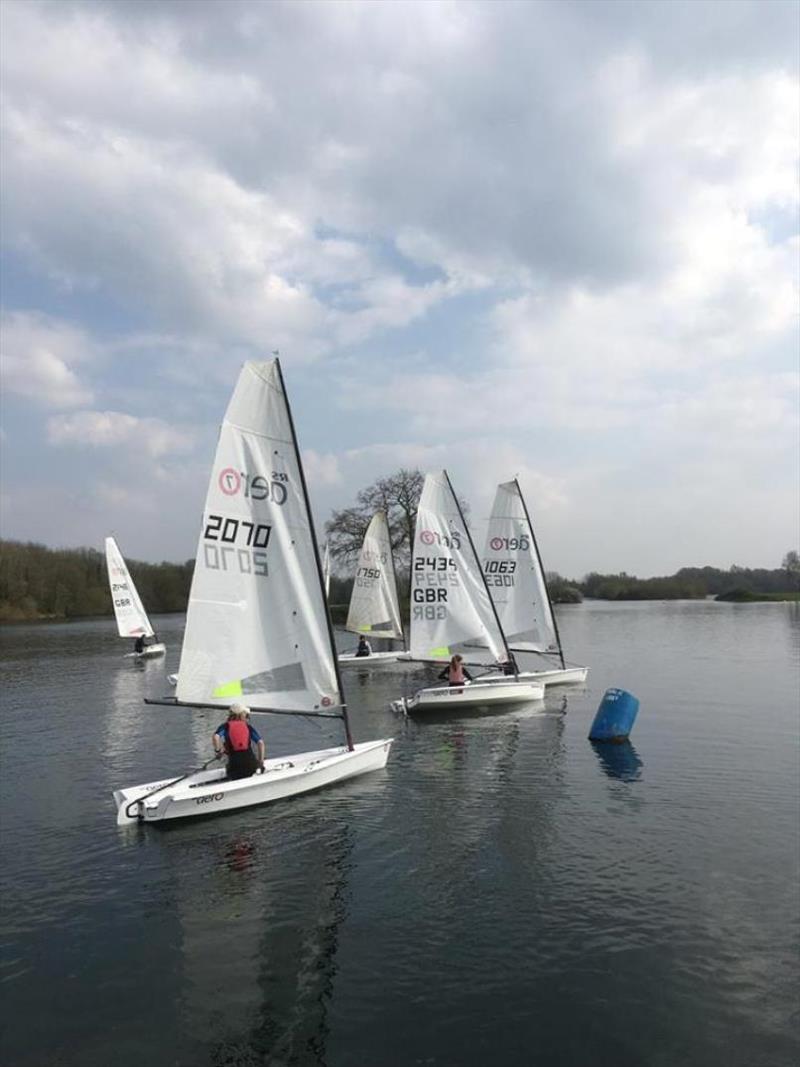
[419,529,461,549]
[490,535,530,551]
[218,467,287,505]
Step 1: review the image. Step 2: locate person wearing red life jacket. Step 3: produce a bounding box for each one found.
[212,704,265,780]
[438,654,473,687]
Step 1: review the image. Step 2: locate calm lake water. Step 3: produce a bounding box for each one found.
[1,601,798,1067]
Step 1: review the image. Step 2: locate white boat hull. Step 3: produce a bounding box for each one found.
[396,657,587,687]
[339,650,406,666]
[113,738,393,825]
[125,643,167,659]
[480,666,588,687]
[396,679,545,713]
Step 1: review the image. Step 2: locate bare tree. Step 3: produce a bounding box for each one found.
[325,469,425,573]
[782,550,800,589]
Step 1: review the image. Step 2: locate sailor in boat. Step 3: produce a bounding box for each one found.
[134,633,159,654]
[355,635,372,658]
[438,655,473,687]
[212,704,266,780]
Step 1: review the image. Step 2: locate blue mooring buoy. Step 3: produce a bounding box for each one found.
[589,688,639,742]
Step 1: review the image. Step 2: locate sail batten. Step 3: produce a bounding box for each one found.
[176,360,341,712]
[105,537,154,638]
[409,470,506,663]
[345,511,404,641]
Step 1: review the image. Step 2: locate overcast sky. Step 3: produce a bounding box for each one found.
[1,0,798,577]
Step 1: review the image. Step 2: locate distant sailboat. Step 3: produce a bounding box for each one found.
[104,536,166,658]
[393,470,544,712]
[339,511,407,666]
[322,540,331,597]
[480,480,587,688]
[114,359,392,825]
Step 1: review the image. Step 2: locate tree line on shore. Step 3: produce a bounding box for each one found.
[0,540,193,622]
[2,470,797,621]
[1,537,797,623]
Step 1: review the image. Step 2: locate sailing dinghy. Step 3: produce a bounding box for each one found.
[479,480,588,688]
[113,359,392,825]
[339,511,407,666]
[322,540,331,597]
[105,536,166,658]
[392,471,544,713]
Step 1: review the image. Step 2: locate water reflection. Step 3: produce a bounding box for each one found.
[170,817,352,1067]
[224,837,256,874]
[591,740,644,782]
[105,659,152,769]
[407,710,566,870]
[4,607,799,1067]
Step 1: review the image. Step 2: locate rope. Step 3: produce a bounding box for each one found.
[124,753,222,822]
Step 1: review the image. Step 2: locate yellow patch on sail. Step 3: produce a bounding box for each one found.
[213,679,243,698]
[429,646,450,659]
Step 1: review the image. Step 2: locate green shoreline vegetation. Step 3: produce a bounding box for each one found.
[1,539,797,623]
[0,541,193,623]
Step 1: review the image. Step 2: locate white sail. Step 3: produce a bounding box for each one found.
[345,511,404,641]
[409,470,506,662]
[105,536,154,638]
[322,541,331,597]
[483,481,558,653]
[176,360,341,712]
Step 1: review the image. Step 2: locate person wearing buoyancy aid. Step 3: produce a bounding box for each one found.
[355,634,372,657]
[438,654,473,687]
[212,704,265,780]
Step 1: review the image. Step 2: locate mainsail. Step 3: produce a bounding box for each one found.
[345,511,404,641]
[105,536,154,638]
[483,480,559,653]
[176,360,341,712]
[409,470,507,663]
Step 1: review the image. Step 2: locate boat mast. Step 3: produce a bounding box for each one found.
[276,358,354,751]
[444,470,517,678]
[514,477,565,669]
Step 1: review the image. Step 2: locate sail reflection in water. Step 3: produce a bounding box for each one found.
[172,815,352,1066]
[406,709,567,875]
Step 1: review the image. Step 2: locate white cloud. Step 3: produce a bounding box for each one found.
[302,449,343,489]
[331,64,800,455]
[94,482,158,516]
[0,0,797,571]
[316,439,568,533]
[1,311,93,408]
[3,0,791,363]
[47,410,194,458]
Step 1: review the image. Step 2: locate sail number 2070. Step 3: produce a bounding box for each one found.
[203,513,272,578]
[204,514,272,547]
